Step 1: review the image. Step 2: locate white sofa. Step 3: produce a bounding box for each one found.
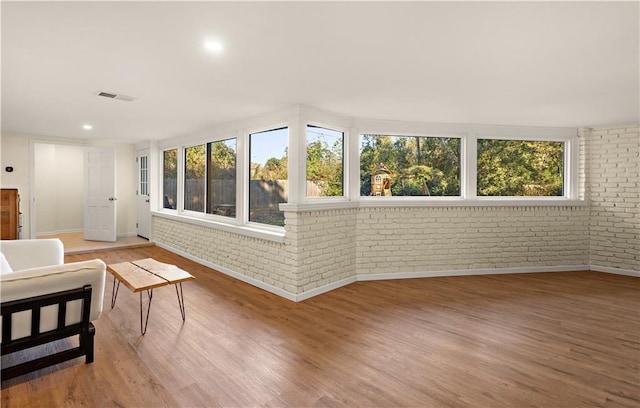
[1,238,106,380]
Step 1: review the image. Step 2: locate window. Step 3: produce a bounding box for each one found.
[477,139,564,197]
[206,138,236,218]
[139,155,148,196]
[360,134,461,196]
[184,144,205,212]
[306,125,344,197]
[163,149,177,209]
[249,127,288,226]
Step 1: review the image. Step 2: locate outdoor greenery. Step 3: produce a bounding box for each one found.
[209,140,236,177]
[359,135,461,196]
[306,126,343,197]
[163,149,178,209]
[249,129,288,227]
[168,132,565,226]
[477,139,563,196]
[184,145,205,211]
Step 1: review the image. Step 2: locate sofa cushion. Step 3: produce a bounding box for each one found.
[1,259,106,341]
[0,252,13,275]
[0,239,64,270]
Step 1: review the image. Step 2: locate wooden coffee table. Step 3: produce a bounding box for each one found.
[107,258,195,335]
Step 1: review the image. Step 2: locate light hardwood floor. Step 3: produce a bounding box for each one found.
[2,246,639,407]
[37,231,153,254]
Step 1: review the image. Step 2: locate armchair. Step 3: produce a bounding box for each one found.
[1,239,106,380]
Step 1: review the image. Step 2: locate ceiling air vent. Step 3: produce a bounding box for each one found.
[97,91,137,102]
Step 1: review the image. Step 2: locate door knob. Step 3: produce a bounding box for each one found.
[108,197,118,201]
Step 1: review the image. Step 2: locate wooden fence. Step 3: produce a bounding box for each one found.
[164,179,324,210]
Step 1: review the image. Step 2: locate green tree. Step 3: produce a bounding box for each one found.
[359,135,460,196]
[163,149,177,178]
[209,140,236,179]
[306,138,343,196]
[477,140,563,196]
[185,145,205,179]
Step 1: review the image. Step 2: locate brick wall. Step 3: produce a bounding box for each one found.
[586,126,640,271]
[153,217,298,293]
[286,209,357,292]
[154,205,590,295]
[152,124,638,299]
[355,206,589,276]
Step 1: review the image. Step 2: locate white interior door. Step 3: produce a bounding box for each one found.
[136,149,151,239]
[84,146,116,242]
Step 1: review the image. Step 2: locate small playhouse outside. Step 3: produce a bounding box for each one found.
[370,163,434,197]
[370,164,394,196]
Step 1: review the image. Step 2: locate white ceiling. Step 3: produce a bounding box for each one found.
[2,1,639,143]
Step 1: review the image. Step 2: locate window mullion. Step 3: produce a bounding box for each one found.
[465,133,478,200]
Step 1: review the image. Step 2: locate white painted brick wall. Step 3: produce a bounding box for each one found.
[355,206,589,276]
[153,217,298,293]
[287,209,357,291]
[587,125,640,271]
[152,125,637,298]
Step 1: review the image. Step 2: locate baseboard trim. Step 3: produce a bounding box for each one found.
[295,276,357,302]
[151,244,639,301]
[590,265,640,277]
[357,265,590,281]
[36,228,83,237]
[154,242,298,302]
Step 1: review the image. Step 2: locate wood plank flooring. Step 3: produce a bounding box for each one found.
[2,246,639,407]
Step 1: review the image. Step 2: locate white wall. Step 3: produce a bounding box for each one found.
[34,143,84,235]
[34,143,57,234]
[584,125,640,273]
[0,134,32,237]
[0,133,137,239]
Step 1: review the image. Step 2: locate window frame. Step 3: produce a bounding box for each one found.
[357,131,465,202]
[155,108,583,243]
[472,133,576,201]
[246,124,289,230]
[205,137,238,219]
[161,147,179,211]
[304,122,348,202]
[182,143,206,214]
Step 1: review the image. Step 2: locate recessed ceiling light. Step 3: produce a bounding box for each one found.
[204,40,223,53]
[83,124,93,130]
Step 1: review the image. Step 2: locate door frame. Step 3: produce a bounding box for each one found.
[29,140,86,240]
[136,148,151,239]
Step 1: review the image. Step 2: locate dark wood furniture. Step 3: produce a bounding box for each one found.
[1,285,96,381]
[1,188,20,240]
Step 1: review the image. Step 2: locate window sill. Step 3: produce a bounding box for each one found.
[152,210,285,243]
[281,197,587,211]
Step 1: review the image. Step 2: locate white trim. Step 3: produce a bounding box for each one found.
[303,121,349,201]
[152,211,285,243]
[280,201,358,212]
[357,265,590,281]
[150,243,640,302]
[35,228,83,237]
[353,117,576,139]
[295,276,357,302]
[590,265,640,278]
[357,197,586,208]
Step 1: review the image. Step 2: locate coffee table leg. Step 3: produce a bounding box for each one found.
[111,276,121,309]
[176,283,186,321]
[140,289,153,335]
